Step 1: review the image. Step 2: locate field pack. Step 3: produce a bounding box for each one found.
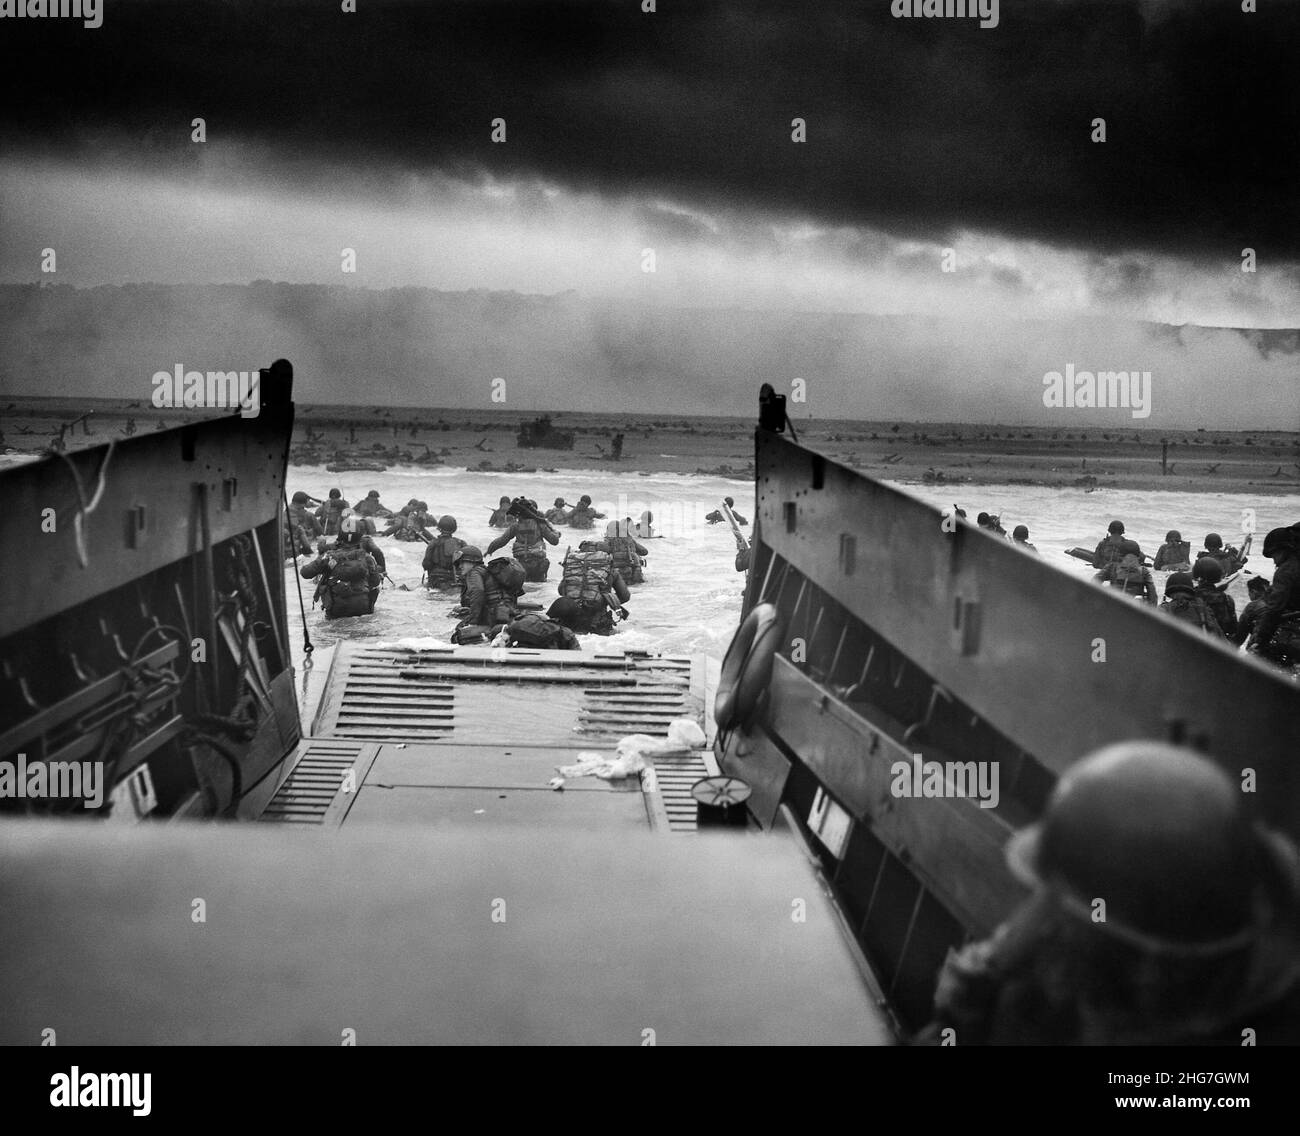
[560,549,613,605]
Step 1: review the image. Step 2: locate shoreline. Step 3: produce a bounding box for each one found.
[2,400,1296,496]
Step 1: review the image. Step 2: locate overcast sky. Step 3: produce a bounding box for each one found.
[0,0,1296,422]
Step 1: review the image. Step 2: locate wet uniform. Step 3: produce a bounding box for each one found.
[286,502,322,555]
[1153,540,1192,571]
[486,517,559,583]
[387,510,433,541]
[596,534,648,586]
[1194,583,1237,639]
[1095,559,1158,605]
[566,504,604,530]
[1197,547,1244,575]
[316,498,350,537]
[458,563,516,627]
[300,542,381,619]
[1091,534,1129,570]
[1160,592,1225,637]
[1253,556,1300,661]
[422,533,466,587]
[706,507,748,525]
[1234,597,1267,646]
[360,536,386,575]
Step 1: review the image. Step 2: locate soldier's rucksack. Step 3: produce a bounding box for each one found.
[1162,593,1223,636]
[506,613,577,650]
[602,537,644,584]
[328,550,374,598]
[512,518,546,555]
[333,554,368,584]
[1112,554,1147,594]
[560,549,613,606]
[423,534,463,573]
[486,557,527,598]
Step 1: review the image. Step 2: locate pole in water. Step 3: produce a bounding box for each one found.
[1161,439,1169,476]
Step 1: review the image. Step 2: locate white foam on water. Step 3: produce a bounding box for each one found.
[285,464,1299,676]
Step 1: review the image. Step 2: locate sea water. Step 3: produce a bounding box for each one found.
[283,462,1299,677]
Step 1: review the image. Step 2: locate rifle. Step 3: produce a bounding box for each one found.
[721,500,749,552]
[605,591,630,622]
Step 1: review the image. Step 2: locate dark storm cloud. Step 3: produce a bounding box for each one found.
[1,0,1296,258]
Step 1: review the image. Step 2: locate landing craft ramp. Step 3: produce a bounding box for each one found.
[256,643,723,834]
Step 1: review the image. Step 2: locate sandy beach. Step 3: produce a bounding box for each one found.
[2,398,1297,495]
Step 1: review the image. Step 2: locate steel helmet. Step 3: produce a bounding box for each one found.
[1108,520,1125,534]
[1204,532,1223,550]
[553,497,567,507]
[547,597,581,624]
[1166,530,1182,543]
[437,515,457,533]
[290,491,311,504]
[1164,571,1195,596]
[1262,527,1297,558]
[1005,742,1281,953]
[453,545,483,563]
[1013,524,1029,540]
[1192,558,1223,584]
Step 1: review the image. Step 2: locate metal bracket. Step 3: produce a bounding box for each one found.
[951,597,981,656]
[126,504,147,548]
[839,533,857,575]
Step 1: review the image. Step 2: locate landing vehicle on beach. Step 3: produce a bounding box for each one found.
[515,414,575,450]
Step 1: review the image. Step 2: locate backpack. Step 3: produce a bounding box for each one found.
[560,549,613,606]
[328,550,374,597]
[1097,535,1126,566]
[486,557,527,598]
[423,535,463,573]
[506,613,577,650]
[1113,555,1147,594]
[602,537,643,582]
[512,518,545,555]
[1163,594,1223,636]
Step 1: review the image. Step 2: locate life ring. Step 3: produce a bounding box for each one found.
[715,603,784,732]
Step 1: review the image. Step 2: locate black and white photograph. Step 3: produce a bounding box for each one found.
[0,0,1297,1097]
